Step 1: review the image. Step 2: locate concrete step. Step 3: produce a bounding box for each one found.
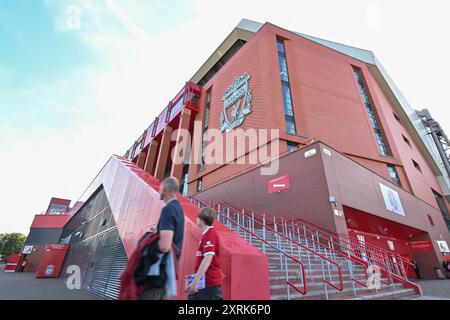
[270,283,407,300]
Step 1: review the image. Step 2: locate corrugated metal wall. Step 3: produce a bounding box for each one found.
[61,187,128,300]
[25,228,64,245]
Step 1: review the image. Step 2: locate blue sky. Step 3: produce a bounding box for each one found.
[1,0,450,234]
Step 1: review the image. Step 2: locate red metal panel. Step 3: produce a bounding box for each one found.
[30,215,71,229]
[154,106,169,136]
[143,121,156,148]
[36,244,69,278]
[4,253,21,272]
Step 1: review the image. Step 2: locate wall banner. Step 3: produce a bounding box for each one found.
[379,183,405,216]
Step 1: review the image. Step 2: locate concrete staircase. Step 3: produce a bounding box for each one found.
[189,197,420,300]
[248,228,417,300]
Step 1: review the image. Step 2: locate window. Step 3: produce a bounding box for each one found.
[277,38,297,135]
[387,164,401,187]
[432,189,450,232]
[412,159,422,172]
[197,178,203,192]
[402,134,412,147]
[427,214,435,226]
[199,90,212,172]
[393,112,401,123]
[353,67,392,157]
[287,142,299,153]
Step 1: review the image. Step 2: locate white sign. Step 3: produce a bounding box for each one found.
[379,183,405,216]
[436,241,450,253]
[387,240,395,251]
[323,148,332,157]
[304,149,317,158]
[22,245,34,255]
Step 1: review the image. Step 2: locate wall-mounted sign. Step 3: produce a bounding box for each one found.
[268,174,291,194]
[323,148,332,157]
[387,240,395,251]
[304,148,317,158]
[409,240,434,252]
[22,245,34,255]
[220,73,253,133]
[436,240,450,253]
[379,183,405,216]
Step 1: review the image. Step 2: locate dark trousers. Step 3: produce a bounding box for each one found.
[139,288,166,300]
[188,286,222,300]
[414,266,421,279]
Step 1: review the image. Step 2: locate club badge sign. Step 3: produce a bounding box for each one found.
[379,183,405,216]
[220,73,253,133]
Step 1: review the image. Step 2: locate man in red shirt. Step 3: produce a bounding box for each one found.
[187,207,223,300]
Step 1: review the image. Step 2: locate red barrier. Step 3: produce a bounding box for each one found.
[4,253,21,272]
[36,244,69,278]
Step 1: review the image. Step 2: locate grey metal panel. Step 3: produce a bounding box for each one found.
[61,187,128,300]
[25,228,63,245]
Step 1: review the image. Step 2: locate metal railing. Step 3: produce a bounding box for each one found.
[220,202,421,295]
[189,196,348,299]
[217,202,373,291]
[189,196,308,299]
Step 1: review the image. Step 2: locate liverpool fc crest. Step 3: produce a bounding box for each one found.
[220,73,253,132]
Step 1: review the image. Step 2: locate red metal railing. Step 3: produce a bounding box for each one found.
[125,81,201,161]
[217,202,368,291]
[189,196,308,298]
[220,202,422,295]
[194,198,347,298]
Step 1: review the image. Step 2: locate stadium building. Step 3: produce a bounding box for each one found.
[12,19,450,300]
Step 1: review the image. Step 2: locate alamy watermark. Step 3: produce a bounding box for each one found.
[66,265,81,290]
[169,122,281,176]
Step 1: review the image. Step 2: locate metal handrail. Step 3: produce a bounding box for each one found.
[241,205,410,273]
[218,202,370,290]
[237,206,373,287]
[188,196,308,297]
[221,202,421,294]
[289,215,412,267]
[265,210,408,277]
[213,201,345,293]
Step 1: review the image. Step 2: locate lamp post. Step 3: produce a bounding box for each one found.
[0,235,7,257]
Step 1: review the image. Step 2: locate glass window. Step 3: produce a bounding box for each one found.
[277,38,297,135]
[432,189,450,232]
[387,165,401,186]
[278,54,289,82]
[287,142,299,153]
[353,67,391,157]
[200,90,212,171]
[412,159,422,172]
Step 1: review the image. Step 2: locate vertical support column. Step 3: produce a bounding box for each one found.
[136,150,147,169]
[154,126,173,181]
[143,140,159,176]
[171,108,192,182]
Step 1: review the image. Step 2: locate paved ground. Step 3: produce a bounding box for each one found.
[0,263,101,300]
[411,279,450,300]
[1,262,449,300]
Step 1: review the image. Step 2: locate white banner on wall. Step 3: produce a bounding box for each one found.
[379,183,405,216]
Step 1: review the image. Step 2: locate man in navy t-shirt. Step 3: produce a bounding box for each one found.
[138,177,185,300]
[157,191,185,260]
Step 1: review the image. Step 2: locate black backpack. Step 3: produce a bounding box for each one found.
[134,239,168,289]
